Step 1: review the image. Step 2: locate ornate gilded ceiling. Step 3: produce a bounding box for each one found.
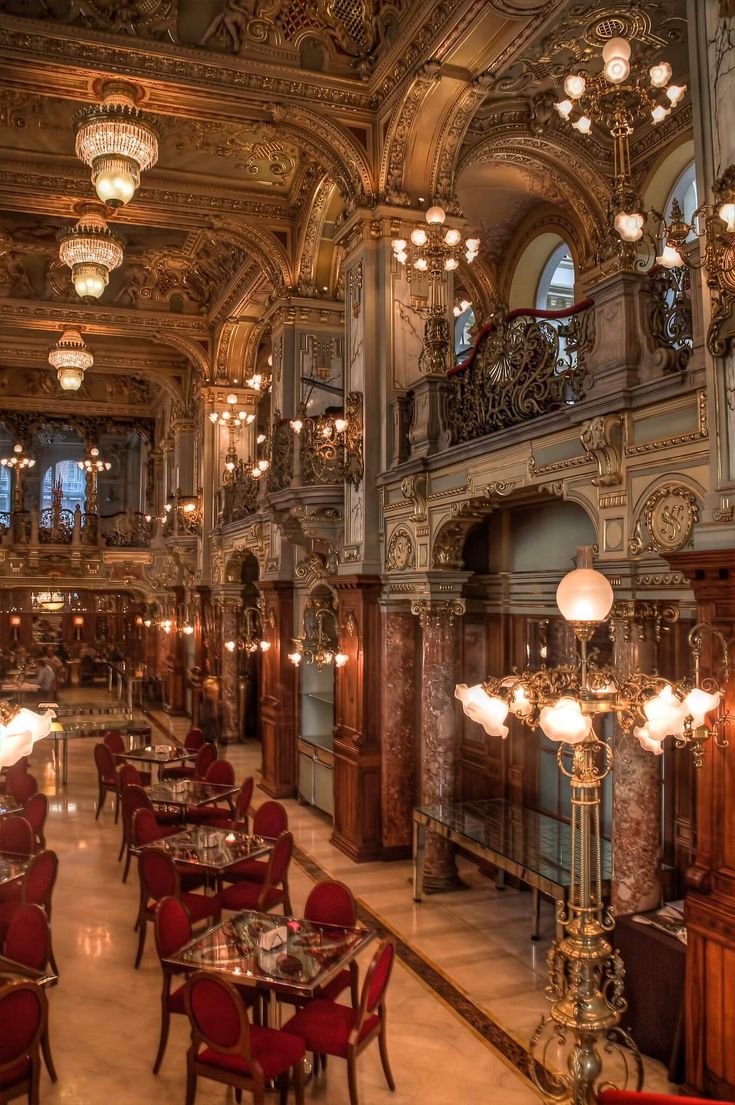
[0,0,693,427]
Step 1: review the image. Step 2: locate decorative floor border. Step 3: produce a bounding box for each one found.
[290,839,544,1095]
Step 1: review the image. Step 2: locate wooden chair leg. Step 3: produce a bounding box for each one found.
[47,935,59,979]
[278,1074,287,1105]
[185,1057,196,1105]
[134,914,147,968]
[293,1059,305,1105]
[153,1000,170,1073]
[118,829,126,862]
[347,1055,359,1105]
[349,961,359,1008]
[41,1027,57,1082]
[123,847,132,884]
[114,792,120,824]
[95,783,104,820]
[378,1022,395,1091]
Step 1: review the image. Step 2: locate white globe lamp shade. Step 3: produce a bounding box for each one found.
[92,157,139,207]
[58,366,85,391]
[556,548,614,624]
[72,262,109,299]
[425,205,446,225]
[454,684,509,738]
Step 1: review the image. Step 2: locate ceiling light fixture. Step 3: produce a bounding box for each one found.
[57,205,124,300]
[48,329,94,392]
[75,82,159,209]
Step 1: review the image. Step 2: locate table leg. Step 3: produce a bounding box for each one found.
[53,735,60,793]
[531,887,540,941]
[413,820,426,902]
[63,736,68,787]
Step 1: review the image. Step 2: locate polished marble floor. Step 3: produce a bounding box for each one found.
[20,691,673,1103]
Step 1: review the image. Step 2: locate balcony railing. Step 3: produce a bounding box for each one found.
[648,265,692,371]
[445,300,595,447]
[0,506,155,549]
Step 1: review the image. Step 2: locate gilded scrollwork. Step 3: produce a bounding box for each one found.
[580,414,624,488]
[629,484,700,556]
[386,527,415,572]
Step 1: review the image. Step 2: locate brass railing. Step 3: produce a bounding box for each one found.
[100,510,153,547]
[445,300,595,447]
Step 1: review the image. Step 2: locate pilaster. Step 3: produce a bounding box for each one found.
[259,579,298,798]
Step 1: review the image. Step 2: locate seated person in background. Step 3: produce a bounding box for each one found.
[32,658,56,696]
[45,646,67,687]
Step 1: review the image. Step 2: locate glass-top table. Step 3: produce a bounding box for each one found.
[0,953,57,988]
[165,909,376,1000]
[0,796,22,818]
[145,780,239,811]
[413,798,613,940]
[0,853,31,889]
[50,717,150,789]
[135,827,271,874]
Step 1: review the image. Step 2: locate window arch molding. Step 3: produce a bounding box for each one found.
[503,213,582,311]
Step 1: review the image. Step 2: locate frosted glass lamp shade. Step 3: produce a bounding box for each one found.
[0,707,55,768]
[633,724,665,755]
[683,687,721,728]
[556,567,614,624]
[642,684,688,740]
[539,697,592,744]
[454,684,509,738]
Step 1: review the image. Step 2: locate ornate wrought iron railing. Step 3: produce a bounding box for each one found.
[228,465,261,522]
[648,265,692,371]
[101,510,153,547]
[445,300,595,447]
[39,507,74,544]
[268,414,294,493]
[0,512,10,536]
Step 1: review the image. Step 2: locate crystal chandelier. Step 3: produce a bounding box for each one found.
[456,546,730,1103]
[555,37,686,243]
[48,329,94,391]
[75,82,158,209]
[392,205,480,375]
[57,206,124,300]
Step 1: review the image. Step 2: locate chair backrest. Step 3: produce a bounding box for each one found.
[140,848,179,903]
[22,793,47,838]
[264,831,293,890]
[4,761,27,795]
[103,731,125,755]
[118,763,143,791]
[94,742,116,782]
[185,728,205,752]
[205,759,235,787]
[0,981,46,1070]
[253,800,288,840]
[132,806,165,847]
[359,939,395,1018]
[7,770,37,803]
[0,815,34,857]
[235,777,254,822]
[193,743,217,779]
[185,972,249,1057]
[22,850,58,910]
[598,1095,733,1105]
[155,895,192,962]
[5,903,49,972]
[304,880,356,928]
[123,784,152,819]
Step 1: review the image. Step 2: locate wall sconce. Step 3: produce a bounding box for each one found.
[291,598,349,670]
[72,614,84,642]
[225,605,268,653]
[9,614,21,643]
[288,392,364,486]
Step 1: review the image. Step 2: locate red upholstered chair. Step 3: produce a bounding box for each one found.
[185,728,205,752]
[0,815,34,857]
[195,777,254,833]
[6,766,38,804]
[598,1094,733,1105]
[134,848,220,969]
[4,904,57,1082]
[186,760,236,825]
[117,757,151,791]
[120,783,178,883]
[185,972,305,1105]
[131,809,203,893]
[283,939,396,1105]
[221,800,288,887]
[103,731,126,755]
[0,979,48,1105]
[22,794,47,852]
[220,832,293,915]
[305,881,359,1006]
[94,742,120,822]
[163,738,215,782]
[153,897,261,1075]
[0,851,60,977]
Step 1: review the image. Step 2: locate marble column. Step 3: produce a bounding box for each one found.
[413,598,464,890]
[219,596,240,743]
[611,611,662,914]
[380,608,417,858]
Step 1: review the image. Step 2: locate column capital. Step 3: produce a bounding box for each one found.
[410,597,465,627]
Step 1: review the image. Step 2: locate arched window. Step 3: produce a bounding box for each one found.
[664,160,698,240]
[41,460,87,513]
[454,301,476,358]
[535,242,575,312]
[0,467,10,514]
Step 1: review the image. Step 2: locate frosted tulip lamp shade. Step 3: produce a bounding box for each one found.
[556,548,614,624]
[0,706,55,768]
[454,684,509,738]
